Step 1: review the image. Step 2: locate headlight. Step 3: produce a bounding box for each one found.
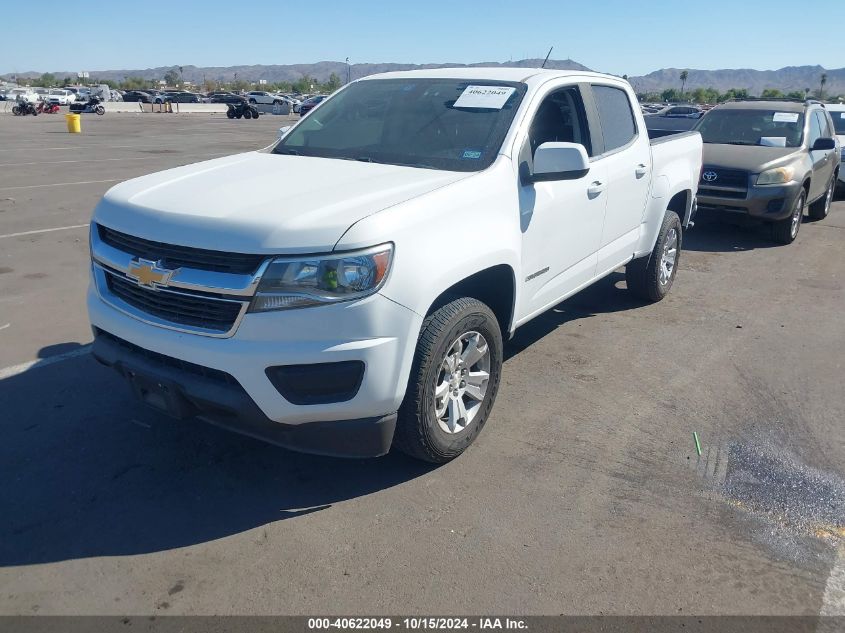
[756,165,795,186]
[249,244,393,312]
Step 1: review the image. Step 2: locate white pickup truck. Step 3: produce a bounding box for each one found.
[88,68,702,462]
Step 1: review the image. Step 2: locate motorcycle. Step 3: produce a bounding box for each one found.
[226,100,260,120]
[12,98,38,116]
[37,101,60,114]
[69,96,105,115]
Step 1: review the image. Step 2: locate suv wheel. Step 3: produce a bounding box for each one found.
[808,178,834,221]
[772,190,806,244]
[626,210,682,302]
[394,298,502,463]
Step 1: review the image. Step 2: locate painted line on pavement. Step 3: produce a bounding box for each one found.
[0,224,89,239]
[0,345,92,380]
[0,179,120,191]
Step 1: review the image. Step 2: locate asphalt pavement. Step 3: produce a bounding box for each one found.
[0,112,843,616]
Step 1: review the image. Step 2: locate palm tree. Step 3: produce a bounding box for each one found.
[820,73,827,101]
[680,70,689,99]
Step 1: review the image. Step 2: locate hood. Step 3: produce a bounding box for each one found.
[701,143,802,174]
[94,152,470,253]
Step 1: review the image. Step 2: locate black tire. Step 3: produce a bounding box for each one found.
[394,297,503,463]
[12,105,20,116]
[226,108,235,119]
[771,189,805,244]
[243,109,252,119]
[808,178,834,221]
[626,210,682,302]
[235,112,242,119]
[95,106,105,115]
[251,108,259,118]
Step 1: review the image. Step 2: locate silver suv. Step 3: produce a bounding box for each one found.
[694,99,840,244]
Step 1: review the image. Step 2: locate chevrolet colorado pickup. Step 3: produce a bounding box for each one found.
[88,68,702,462]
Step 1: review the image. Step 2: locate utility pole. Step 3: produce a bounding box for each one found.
[346,57,351,85]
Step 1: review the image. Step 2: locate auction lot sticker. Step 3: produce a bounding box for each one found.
[454,85,516,109]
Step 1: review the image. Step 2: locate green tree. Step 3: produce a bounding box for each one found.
[786,90,805,100]
[819,73,827,101]
[679,70,689,97]
[760,88,784,99]
[39,73,56,87]
[163,69,180,87]
[661,88,681,102]
[324,73,342,92]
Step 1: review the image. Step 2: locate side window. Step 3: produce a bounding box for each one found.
[592,85,637,152]
[527,87,592,158]
[815,111,832,137]
[808,112,823,147]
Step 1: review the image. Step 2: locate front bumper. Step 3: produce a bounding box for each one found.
[88,280,422,437]
[91,329,397,457]
[697,180,803,221]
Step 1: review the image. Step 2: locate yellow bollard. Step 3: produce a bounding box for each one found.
[65,113,81,134]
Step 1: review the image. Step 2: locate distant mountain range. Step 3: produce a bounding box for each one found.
[3,59,842,95]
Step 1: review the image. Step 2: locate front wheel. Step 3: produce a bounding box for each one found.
[394,298,503,463]
[626,210,682,302]
[12,105,20,115]
[771,190,805,244]
[226,108,235,119]
[243,109,252,119]
[251,108,259,118]
[95,106,105,115]
[808,179,834,221]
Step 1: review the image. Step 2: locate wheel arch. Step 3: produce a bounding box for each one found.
[424,264,517,337]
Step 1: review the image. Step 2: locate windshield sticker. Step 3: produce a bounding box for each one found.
[453,85,516,109]
[772,112,799,123]
[461,149,483,159]
[760,137,787,147]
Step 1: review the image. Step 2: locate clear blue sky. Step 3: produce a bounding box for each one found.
[3,0,841,76]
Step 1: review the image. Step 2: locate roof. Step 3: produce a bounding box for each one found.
[360,66,610,85]
[716,100,809,112]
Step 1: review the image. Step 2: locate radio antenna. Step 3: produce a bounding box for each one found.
[541,46,553,68]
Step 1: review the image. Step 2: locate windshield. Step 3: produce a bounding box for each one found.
[832,112,845,135]
[273,78,526,172]
[695,109,804,147]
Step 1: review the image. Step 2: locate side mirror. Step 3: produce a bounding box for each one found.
[277,125,291,140]
[527,142,590,183]
[811,137,836,151]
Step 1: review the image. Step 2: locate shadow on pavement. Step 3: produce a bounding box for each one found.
[684,215,782,253]
[505,271,647,360]
[0,351,435,567]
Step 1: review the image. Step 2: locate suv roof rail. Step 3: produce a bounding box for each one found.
[726,97,825,106]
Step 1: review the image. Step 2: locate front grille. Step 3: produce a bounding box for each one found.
[95,328,238,385]
[698,187,746,199]
[700,167,749,189]
[98,224,266,275]
[106,272,244,332]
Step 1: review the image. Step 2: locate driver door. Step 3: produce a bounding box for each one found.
[517,84,608,321]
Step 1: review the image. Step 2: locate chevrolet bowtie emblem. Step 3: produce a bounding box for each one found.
[127,259,177,289]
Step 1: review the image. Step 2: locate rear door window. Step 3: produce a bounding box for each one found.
[591,85,637,153]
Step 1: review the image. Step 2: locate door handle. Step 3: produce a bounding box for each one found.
[635,163,649,178]
[587,181,605,197]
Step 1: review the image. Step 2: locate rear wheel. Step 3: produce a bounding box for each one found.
[626,210,682,302]
[226,108,235,119]
[808,179,834,221]
[243,109,252,119]
[772,190,805,244]
[394,298,503,463]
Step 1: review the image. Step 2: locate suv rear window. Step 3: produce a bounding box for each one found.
[832,112,845,135]
[695,109,805,147]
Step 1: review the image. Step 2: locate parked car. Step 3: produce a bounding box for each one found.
[825,104,845,192]
[122,91,153,103]
[153,91,201,104]
[299,94,327,116]
[32,87,50,101]
[87,68,702,462]
[47,89,76,105]
[649,105,702,119]
[6,88,38,103]
[208,92,245,104]
[694,99,840,243]
[246,91,286,105]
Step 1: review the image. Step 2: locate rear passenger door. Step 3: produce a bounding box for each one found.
[588,83,652,273]
[811,110,836,197]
